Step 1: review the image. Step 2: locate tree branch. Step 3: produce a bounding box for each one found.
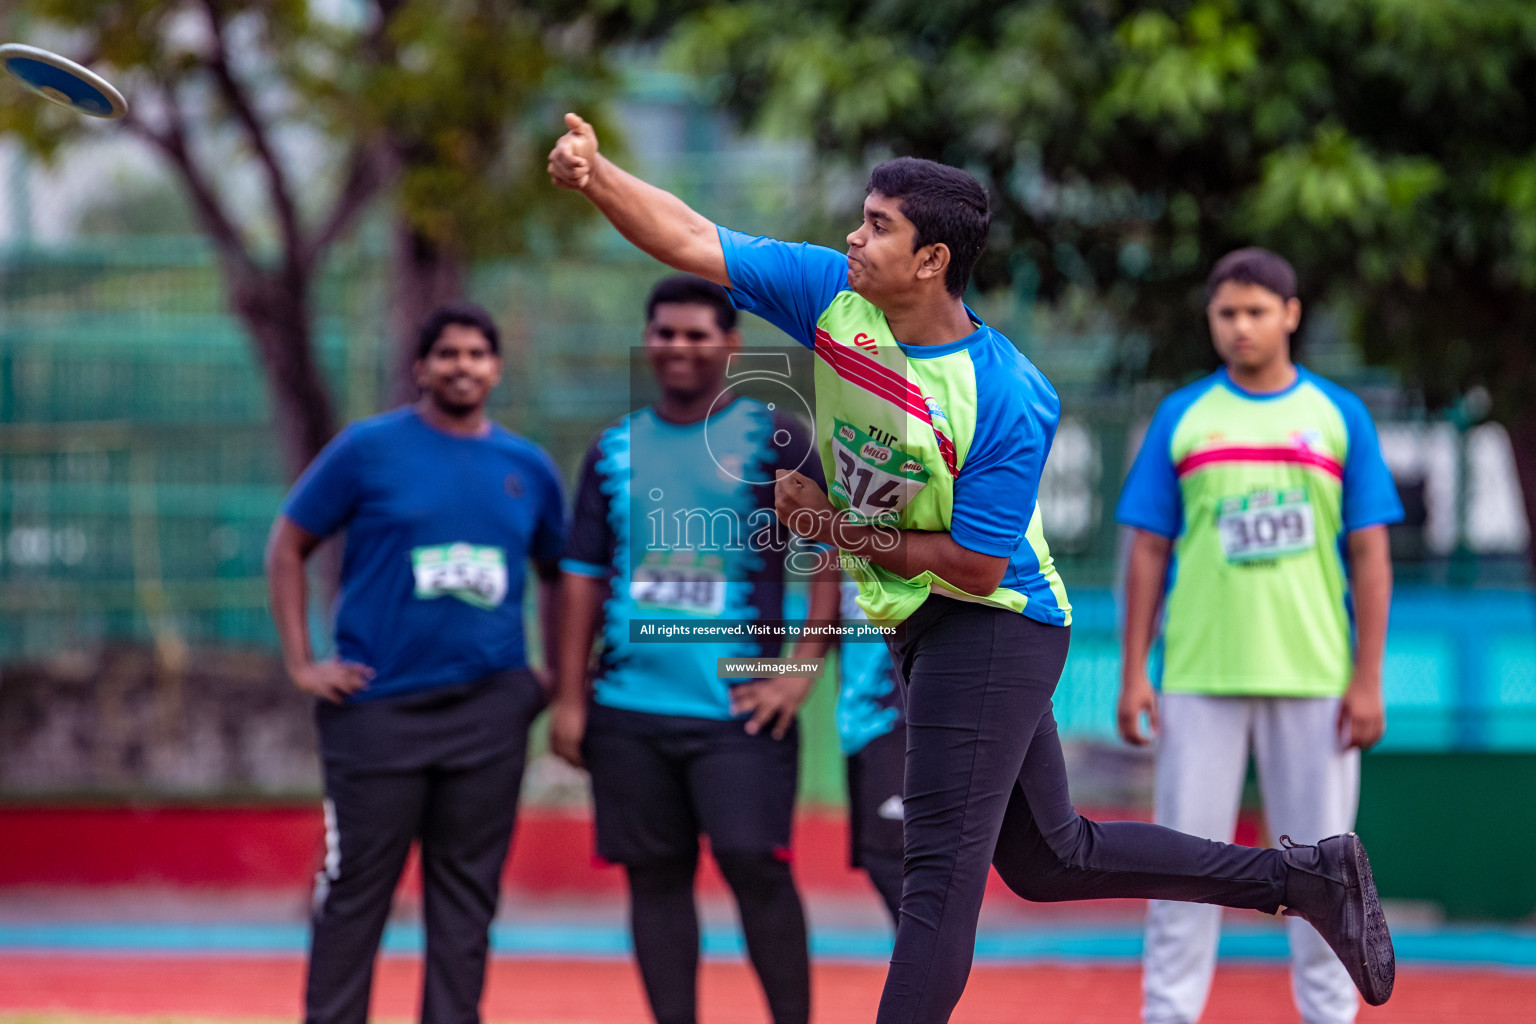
[124,81,256,281]
[291,0,406,267]
[199,0,303,270]
[305,142,391,265]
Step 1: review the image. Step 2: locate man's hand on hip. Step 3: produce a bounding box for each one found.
[731,676,813,740]
[289,659,374,704]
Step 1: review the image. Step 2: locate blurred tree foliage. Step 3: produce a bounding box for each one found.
[672,0,1536,559]
[0,0,630,476]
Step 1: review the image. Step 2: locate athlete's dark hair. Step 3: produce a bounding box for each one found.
[416,302,501,360]
[646,274,738,332]
[866,157,991,297]
[1206,248,1298,303]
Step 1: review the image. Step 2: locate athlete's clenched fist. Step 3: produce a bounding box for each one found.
[774,468,836,545]
[548,112,599,190]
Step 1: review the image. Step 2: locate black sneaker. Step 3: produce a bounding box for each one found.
[1279,833,1396,1006]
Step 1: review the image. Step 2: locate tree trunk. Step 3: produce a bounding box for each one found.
[1506,406,1536,583]
[389,223,466,407]
[230,270,339,481]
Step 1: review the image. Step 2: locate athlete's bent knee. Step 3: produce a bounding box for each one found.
[994,861,1062,903]
[995,816,1096,902]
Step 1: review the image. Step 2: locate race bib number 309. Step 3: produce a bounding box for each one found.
[412,543,508,609]
[1216,489,1316,563]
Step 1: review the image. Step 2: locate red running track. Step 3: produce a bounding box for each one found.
[0,806,1260,898]
[0,954,1527,1024]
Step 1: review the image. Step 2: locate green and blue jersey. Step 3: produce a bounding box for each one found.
[562,399,822,720]
[719,228,1071,627]
[1116,367,1403,697]
[836,581,904,756]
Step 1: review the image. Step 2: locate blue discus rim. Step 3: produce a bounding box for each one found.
[0,43,127,119]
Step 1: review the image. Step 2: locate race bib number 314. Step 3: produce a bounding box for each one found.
[412,543,508,609]
[829,419,930,523]
[1216,489,1316,563]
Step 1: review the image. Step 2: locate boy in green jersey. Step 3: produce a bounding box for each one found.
[1117,249,1402,1024]
[549,116,1396,1022]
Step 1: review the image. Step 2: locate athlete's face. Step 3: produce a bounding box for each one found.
[414,324,502,415]
[645,302,740,401]
[1207,281,1301,373]
[846,192,946,303]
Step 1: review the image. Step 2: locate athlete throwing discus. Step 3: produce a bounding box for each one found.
[548,114,1395,1022]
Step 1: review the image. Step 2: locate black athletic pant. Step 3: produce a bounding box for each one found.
[847,725,907,925]
[627,850,810,1024]
[862,847,906,925]
[305,671,544,1024]
[583,707,809,1024]
[876,597,1289,1024]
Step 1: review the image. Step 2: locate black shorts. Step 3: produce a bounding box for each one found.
[583,702,799,866]
[846,723,905,868]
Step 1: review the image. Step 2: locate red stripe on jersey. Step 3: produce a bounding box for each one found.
[1176,445,1344,480]
[813,328,959,476]
[814,331,914,411]
[814,328,927,402]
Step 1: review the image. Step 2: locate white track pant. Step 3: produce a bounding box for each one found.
[1141,693,1361,1024]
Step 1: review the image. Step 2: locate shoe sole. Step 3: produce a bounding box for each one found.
[1343,833,1396,1006]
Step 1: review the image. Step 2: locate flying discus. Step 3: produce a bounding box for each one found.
[0,43,127,119]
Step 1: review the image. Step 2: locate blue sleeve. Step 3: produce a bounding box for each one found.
[717,226,848,348]
[281,426,366,538]
[528,447,567,566]
[1115,400,1186,539]
[949,377,1054,557]
[1337,392,1404,532]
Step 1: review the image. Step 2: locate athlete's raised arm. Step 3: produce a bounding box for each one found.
[549,113,729,287]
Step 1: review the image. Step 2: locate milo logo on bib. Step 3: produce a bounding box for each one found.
[412,543,508,609]
[829,418,931,524]
[861,441,892,464]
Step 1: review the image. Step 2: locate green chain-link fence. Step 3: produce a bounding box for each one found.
[2,237,1534,799]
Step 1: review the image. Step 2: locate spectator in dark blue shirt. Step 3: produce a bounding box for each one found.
[265,303,565,1024]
